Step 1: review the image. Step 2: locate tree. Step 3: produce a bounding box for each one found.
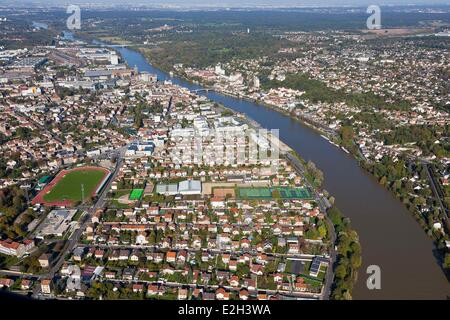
[335,264,347,279]
[318,224,327,238]
[339,126,354,146]
[16,127,32,140]
[350,253,362,269]
[444,253,450,270]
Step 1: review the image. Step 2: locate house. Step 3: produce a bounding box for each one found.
[166,251,177,263]
[72,247,85,261]
[177,250,187,264]
[94,250,105,259]
[229,260,237,271]
[201,252,210,262]
[239,289,249,300]
[294,277,308,292]
[108,250,119,261]
[273,273,283,283]
[240,239,251,249]
[21,279,32,290]
[230,275,240,287]
[215,288,230,300]
[243,278,256,291]
[40,279,52,294]
[147,285,160,296]
[211,197,225,208]
[38,253,50,268]
[258,293,268,300]
[136,233,148,245]
[309,256,329,277]
[222,253,230,264]
[0,278,14,288]
[0,239,34,257]
[153,253,164,263]
[130,250,140,262]
[91,209,103,224]
[122,268,135,281]
[132,283,144,293]
[119,249,130,260]
[203,292,215,300]
[178,288,188,300]
[200,272,211,285]
[216,270,230,281]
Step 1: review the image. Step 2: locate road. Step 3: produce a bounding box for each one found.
[14,110,65,144]
[284,152,336,300]
[0,269,43,279]
[424,162,449,228]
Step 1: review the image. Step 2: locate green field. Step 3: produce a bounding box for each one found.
[129,189,144,201]
[43,169,106,203]
[273,187,312,199]
[238,187,272,199]
[238,187,312,200]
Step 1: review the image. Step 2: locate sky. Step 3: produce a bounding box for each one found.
[3,0,450,7]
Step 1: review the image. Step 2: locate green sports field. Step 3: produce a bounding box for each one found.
[129,189,144,201]
[238,187,272,199]
[238,187,312,200]
[273,187,312,199]
[43,169,107,203]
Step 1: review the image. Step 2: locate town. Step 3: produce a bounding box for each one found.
[0,4,448,301]
[0,33,340,300]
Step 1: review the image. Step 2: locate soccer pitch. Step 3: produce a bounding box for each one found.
[129,189,144,201]
[43,169,107,203]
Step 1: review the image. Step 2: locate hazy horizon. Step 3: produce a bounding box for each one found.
[2,0,450,8]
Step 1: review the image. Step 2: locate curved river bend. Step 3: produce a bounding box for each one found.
[113,46,449,299]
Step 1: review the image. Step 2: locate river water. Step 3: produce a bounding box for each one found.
[112,45,449,299]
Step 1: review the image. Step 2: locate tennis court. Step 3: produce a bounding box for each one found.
[213,187,236,198]
[274,187,312,199]
[238,186,312,200]
[238,187,272,199]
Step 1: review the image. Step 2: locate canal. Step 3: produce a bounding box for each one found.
[113,45,449,299]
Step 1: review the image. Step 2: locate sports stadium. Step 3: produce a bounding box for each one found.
[32,166,111,207]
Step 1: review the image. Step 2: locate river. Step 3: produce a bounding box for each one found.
[110,45,449,299]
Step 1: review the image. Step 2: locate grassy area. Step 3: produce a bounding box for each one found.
[238,186,312,200]
[299,274,323,287]
[317,265,327,281]
[112,189,132,199]
[98,36,132,45]
[43,169,106,203]
[0,253,19,269]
